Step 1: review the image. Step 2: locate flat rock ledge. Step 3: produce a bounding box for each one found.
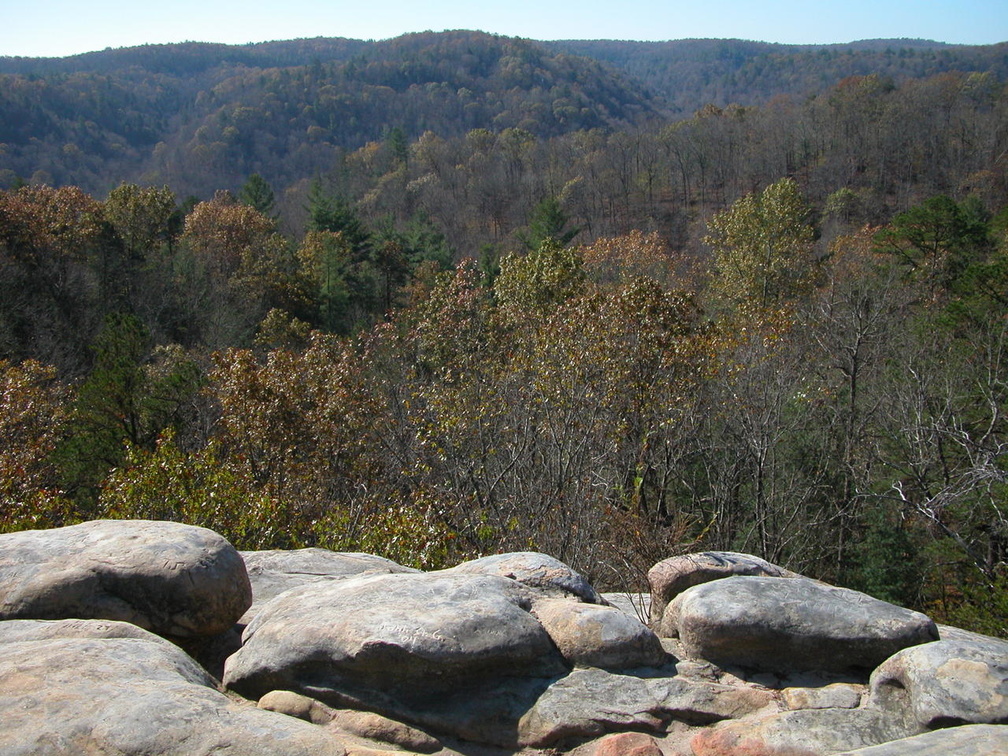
[0,519,1005,756]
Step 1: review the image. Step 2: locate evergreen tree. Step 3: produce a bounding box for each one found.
[306,180,370,259]
[238,174,277,217]
[519,195,580,251]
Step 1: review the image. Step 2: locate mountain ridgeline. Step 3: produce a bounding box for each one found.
[1,31,1006,197]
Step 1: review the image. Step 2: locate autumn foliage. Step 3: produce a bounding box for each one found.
[0,153,1007,641]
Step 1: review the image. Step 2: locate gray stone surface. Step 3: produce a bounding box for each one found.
[223,570,568,705]
[518,667,777,747]
[601,591,650,623]
[0,519,250,637]
[690,707,915,756]
[648,551,795,626]
[240,548,418,623]
[838,724,1008,755]
[441,551,605,604]
[533,597,667,669]
[664,576,938,674]
[0,617,165,644]
[258,690,442,753]
[0,620,347,756]
[868,637,1008,729]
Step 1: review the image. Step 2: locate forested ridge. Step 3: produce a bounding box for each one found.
[2,31,1007,196]
[1,31,1007,636]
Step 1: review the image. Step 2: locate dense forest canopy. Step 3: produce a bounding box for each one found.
[1,31,1007,636]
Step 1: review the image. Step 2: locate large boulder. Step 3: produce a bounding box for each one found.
[0,520,250,637]
[441,551,605,604]
[0,619,347,755]
[223,570,569,707]
[837,724,1008,755]
[648,551,795,626]
[239,548,418,623]
[868,637,1008,729]
[532,597,667,669]
[664,576,938,674]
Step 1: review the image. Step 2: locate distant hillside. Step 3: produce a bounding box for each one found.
[545,38,1008,115]
[0,31,659,195]
[1,32,1006,196]
[0,37,369,77]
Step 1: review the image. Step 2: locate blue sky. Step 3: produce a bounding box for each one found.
[2,0,1006,58]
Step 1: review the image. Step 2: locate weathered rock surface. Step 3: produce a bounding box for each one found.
[584,732,664,756]
[782,682,863,710]
[223,570,569,706]
[0,519,250,637]
[868,637,1008,729]
[240,548,418,623]
[442,551,605,603]
[518,666,777,747]
[838,724,1008,755]
[690,707,915,756]
[6,523,1003,756]
[0,619,347,755]
[533,597,666,669]
[648,551,795,626]
[0,616,165,643]
[664,575,939,674]
[258,689,442,752]
[601,591,650,623]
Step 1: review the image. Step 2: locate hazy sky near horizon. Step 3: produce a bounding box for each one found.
[2,0,1005,58]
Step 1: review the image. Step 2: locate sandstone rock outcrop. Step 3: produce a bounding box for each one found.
[1,520,1005,756]
[0,519,250,637]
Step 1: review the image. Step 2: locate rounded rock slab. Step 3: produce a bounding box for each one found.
[239,548,419,624]
[0,519,251,637]
[0,617,171,644]
[665,576,938,674]
[647,551,795,627]
[223,570,569,704]
[868,637,1008,729]
[0,623,347,756]
[589,732,664,756]
[691,707,915,756]
[836,724,1008,755]
[532,597,667,669]
[440,551,604,604]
